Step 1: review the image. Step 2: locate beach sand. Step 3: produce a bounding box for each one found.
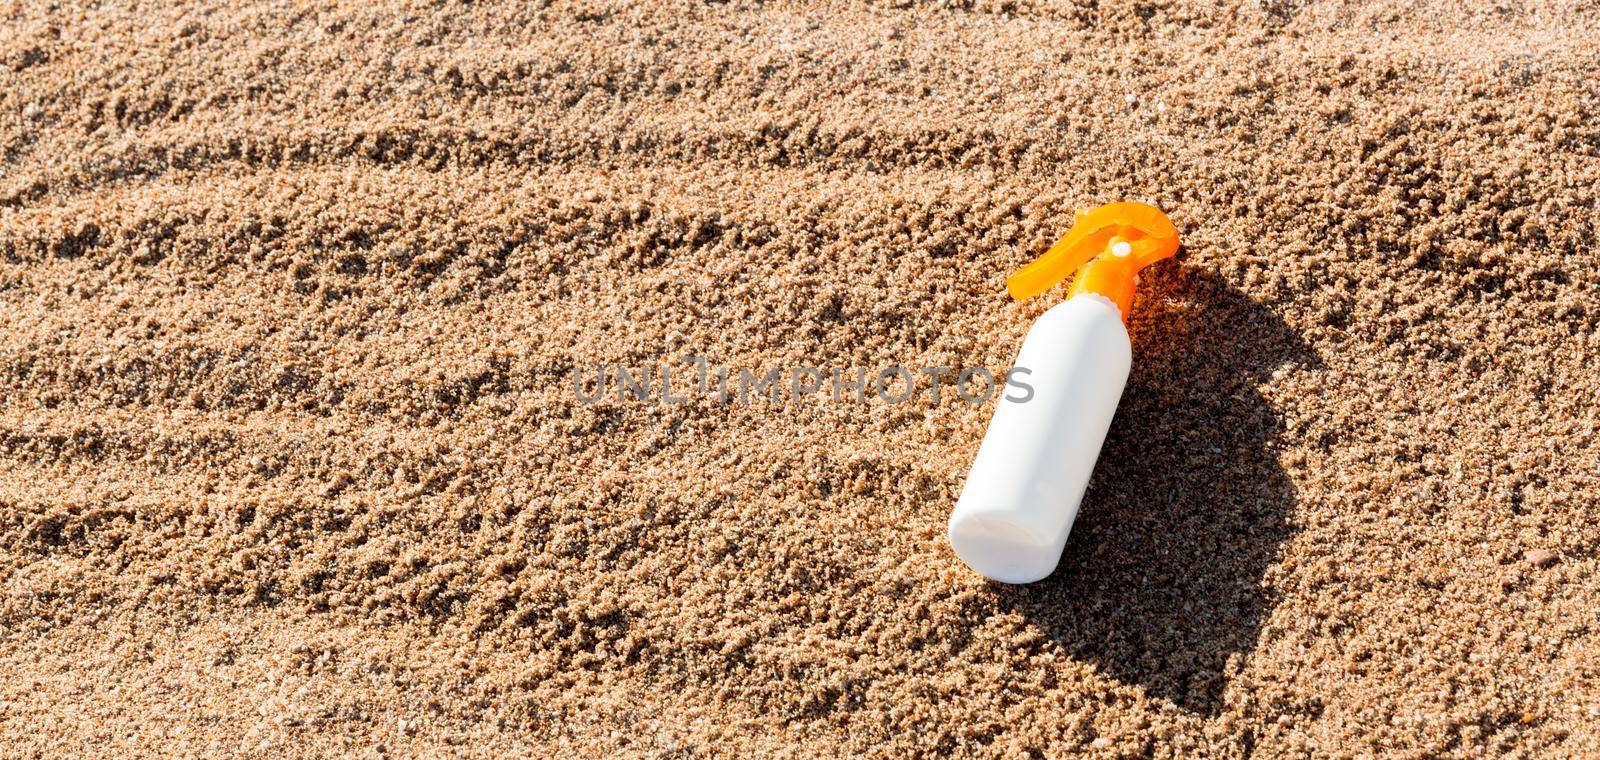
[2,0,1598,755]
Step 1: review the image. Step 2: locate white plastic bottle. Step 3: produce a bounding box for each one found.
[948,203,1179,584]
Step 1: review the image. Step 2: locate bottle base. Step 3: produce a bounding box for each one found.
[947,513,1062,584]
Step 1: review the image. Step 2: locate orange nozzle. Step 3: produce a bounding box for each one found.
[1005,202,1179,319]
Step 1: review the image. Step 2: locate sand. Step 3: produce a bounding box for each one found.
[2,0,1598,756]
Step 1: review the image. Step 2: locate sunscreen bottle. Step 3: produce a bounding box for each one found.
[948,202,1180,583]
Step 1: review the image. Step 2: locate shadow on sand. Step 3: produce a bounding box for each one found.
[992,264,1316,716]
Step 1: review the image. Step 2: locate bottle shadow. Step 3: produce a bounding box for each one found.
[991,264,1317,716]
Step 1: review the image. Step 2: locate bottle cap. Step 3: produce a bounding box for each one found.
[1006,202,1180,318]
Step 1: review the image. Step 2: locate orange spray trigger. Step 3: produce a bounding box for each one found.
[1004,202,1180,317]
